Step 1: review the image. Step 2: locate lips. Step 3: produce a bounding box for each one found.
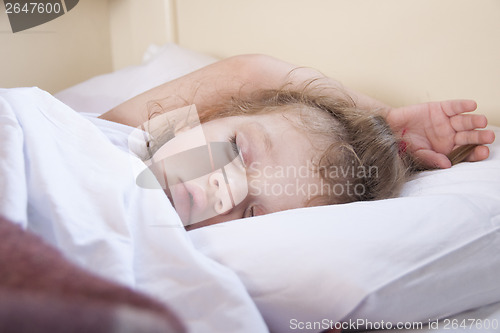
[170,181,207,225]
[184,182,207,217]
[170,182,191,224]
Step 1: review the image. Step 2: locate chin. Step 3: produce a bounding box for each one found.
[184,216,230,231]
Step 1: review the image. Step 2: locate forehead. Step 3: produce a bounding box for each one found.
[213,111,314,143]
[254,111,318,152]
[238,113,324,211]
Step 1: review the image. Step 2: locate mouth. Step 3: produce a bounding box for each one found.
[184,182,207,215]
[169,181,191,224]
[168,180,208,225]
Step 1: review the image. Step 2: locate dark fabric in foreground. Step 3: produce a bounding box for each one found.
[0,216,185,333]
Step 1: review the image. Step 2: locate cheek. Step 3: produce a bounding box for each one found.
[186,209,241,230]
[200,120,231,142]
[152,125,206,162]
[223,160,248,206]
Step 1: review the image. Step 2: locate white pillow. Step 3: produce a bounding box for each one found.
[188,127,500,333]
[54,43,217,115]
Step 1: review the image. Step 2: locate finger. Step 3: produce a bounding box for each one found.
[415,149,452,169]
[455,130,496,146]
[465,145,490,162]
[448,144,476,165]
[441,99,477,117]
[450,114,488,132]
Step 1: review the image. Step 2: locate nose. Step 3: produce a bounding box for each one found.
[209,172,233,215]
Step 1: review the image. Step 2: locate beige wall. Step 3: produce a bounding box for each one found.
[0,0,113,93]
[108,0,175,70]
[1,0,498,126]
[176,0,500,126]
[0,0,176,93]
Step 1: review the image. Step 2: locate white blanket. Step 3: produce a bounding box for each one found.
[0,87,268,333]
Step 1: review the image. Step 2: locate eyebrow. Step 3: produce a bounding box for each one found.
[253,121,273,154]
[263,130,273,154]
[241,122,273,215]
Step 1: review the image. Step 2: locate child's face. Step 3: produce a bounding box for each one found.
[153,112,323,229]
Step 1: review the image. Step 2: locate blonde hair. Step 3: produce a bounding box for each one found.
[198,84,416,206]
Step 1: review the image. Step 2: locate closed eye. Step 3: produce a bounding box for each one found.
[229,135,239,156]
[244,206,255,218]
[229,134,246,167]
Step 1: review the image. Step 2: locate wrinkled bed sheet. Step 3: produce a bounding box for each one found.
[0,87,268,333]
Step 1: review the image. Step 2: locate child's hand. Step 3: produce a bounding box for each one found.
[386,100,495,169]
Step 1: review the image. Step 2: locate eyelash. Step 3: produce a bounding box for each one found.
[229,135,240,157]
[245,206,255,218]
[229,134,248,168]
[229,135,254,218]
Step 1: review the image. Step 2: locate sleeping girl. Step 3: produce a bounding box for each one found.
[99,54,495,229]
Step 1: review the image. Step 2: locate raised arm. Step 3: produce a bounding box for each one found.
[99,54,494,167]
[99,54,389,127]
